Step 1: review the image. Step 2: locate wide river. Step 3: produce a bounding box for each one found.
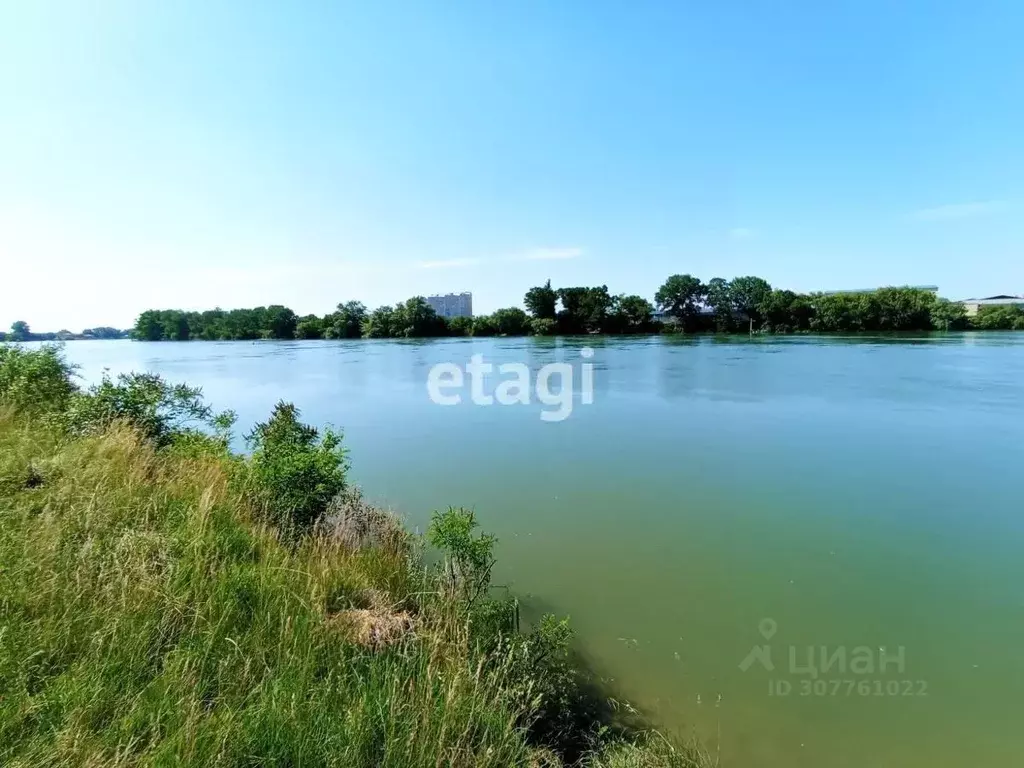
[56,335,1024,767]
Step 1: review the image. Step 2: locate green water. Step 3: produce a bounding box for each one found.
[56,335,1024,766]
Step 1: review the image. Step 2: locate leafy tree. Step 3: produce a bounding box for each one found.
[524,279,558,320]
[323,301,367,339]
[428,508,497,608]
[761,289,814,332]
[705,278,733,331]
[530,317,556,336]
[491,307,531,336]
[557,286,613,334]
[392,297,443,338]
[161,311,191,341]
[82,327,125,339]
[294,315,325,339]
[246,401,347,532]
[471,314,499,337]
[729,276,773,329]
[133,311,166,340]
[655,274,705,331]
[9,321,31,341]
[0,344,78,414]
[446,316,473,336]
[264,305,298,339]
[930,299,968,331]
[972,304,1024,330]
[607,294,654,332]
[362,305,397,338]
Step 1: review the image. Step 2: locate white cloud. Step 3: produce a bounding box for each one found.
[417,257,482,269]
[911,200,1009,221]
[514,246,584,261]
[728,227,754,240]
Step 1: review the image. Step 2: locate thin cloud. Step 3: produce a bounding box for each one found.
[514,247,584,261]
[728,227,754,240]
[911,200,1009,221]
[417,257,482,269]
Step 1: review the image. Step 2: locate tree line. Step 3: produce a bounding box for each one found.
[126,277,1022,341]
[0,321,127,342]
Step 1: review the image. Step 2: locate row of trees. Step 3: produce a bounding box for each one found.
[0,322,127,342]
[127,278,1019,341]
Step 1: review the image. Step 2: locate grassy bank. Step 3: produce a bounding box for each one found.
[0,346,713,767]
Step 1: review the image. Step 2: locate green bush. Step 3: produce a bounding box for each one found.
[0,344,78,415]
[246,401,348,532]
[68,371,235,447]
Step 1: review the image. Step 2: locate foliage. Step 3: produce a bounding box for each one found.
[294,314,325,339]
[125,280,1005,341]
[728,276,773,327]
[531,317,557,336]
[0,344,78,415]
[265,305,299,339]
[246,402,348,532]
[704,278,733,332]
[492,307,532,336]
[557,286,614,334]
[392,297,445,338]
[472,314,499,337]
[428,507,497,608]
[362,305,397,338]
[9,321,31,341]
[930,298,969,331]
[610,295,656,333]
[971,304,1024,330]
[324,301,368,339]
[68,372,235,448]
[655,275,706,332]
[0,360,714,767]
[525,279,558,320]
[446,315,474,336]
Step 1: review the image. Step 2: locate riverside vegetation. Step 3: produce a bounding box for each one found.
[0,344,713,767]
[123,277,1023,342]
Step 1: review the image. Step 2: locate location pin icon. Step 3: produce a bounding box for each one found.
[758,618,778,641]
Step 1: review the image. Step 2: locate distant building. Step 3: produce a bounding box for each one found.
[960,295,1024,317]
[427,292,473,318]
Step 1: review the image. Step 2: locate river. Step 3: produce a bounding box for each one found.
[52,334,1024,767]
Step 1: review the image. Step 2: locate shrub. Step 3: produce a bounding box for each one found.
[0,344,78,415]
[246,401,348,532]
[428,507,497,607]
[68,371,235,447]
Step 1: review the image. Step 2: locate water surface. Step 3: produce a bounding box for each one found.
[53,335,1024,767]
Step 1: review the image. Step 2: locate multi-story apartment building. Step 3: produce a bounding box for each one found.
[427,292,473,318]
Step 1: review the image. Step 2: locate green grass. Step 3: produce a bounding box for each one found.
[0,344,716,767]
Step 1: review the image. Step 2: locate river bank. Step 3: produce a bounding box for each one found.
[0,345,711,767]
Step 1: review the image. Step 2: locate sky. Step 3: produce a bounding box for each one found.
[2,0,1023,331]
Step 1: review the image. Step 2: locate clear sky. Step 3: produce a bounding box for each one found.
[2,1,1022,331]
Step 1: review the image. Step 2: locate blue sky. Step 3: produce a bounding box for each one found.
[2,1,1022,330]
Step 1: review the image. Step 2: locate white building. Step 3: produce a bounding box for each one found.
[427,292,473,318]
[960,295,1024,316]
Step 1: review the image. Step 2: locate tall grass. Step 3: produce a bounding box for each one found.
[0,345,716,767]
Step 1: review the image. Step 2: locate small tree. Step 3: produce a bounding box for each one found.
[246,402,348,532]
[428,507,496,608]
[9,321,31,342]
[524,279,558,320]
